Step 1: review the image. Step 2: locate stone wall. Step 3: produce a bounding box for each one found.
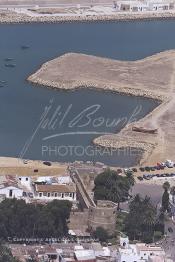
[87,200,117,235]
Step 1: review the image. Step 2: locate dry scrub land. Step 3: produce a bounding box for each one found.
[28,51,175,165]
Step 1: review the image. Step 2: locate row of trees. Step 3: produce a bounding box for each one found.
[0,198,72,240]
[124,194,162,243]
[93,168,134,209]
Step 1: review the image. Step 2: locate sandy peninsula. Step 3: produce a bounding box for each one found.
[28,51,175,165]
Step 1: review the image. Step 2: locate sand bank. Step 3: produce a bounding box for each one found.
[28,51,175,165]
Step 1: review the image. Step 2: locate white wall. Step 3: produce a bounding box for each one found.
[35,192,76,202]
[18,176,31,189]
[0,186,23,198]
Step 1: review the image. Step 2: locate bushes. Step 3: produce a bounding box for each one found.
[93,227,108,242]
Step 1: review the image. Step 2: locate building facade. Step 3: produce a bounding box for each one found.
[35,184,76,202]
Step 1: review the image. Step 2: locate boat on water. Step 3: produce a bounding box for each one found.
[21,45,30,50]
[5,63,16,68]
[0,80,6,84]
[4,58,14,62]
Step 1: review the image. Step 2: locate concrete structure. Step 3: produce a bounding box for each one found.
[87,200,117,235]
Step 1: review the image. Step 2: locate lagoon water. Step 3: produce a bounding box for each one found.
[0,20,175,166]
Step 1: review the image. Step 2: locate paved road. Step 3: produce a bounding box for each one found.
[0,0,114,7]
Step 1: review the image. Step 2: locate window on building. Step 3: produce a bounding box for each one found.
[61,193,64,198]
[55,193,57,197]
[69,193,72,197]
[26,178,28,181]
[48,193,50,197]
[43,192,47,196]
[19,177,21,181]
[9,189,13,197]
[51,193,54,197]
[39,192,42,197]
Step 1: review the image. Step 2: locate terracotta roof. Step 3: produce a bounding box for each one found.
[36,184,76,193]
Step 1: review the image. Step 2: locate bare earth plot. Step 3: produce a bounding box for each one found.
[28,51,175,165]
[0,157,67,176]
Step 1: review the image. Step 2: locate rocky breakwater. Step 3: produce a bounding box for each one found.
[28,51,175,164]
[2,9,175,24]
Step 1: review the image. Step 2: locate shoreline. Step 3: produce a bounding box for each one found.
[2,9,175,24]
[27,51,175,165]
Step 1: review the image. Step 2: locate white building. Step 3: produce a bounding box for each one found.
[18,176,32,190]
[117,237,166,262]
[0,185,23,199]
[118,0,174,12]
[35,184,76,202]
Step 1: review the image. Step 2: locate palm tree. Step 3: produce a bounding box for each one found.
[126,172,135,186]
[163,181,170,191]
[170,186,175,204]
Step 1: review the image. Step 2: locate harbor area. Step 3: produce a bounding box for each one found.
[28,51,175,165]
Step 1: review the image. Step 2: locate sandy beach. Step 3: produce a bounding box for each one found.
[27,51,175,166]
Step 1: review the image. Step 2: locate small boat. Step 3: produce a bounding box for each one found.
[5,63,16,68]
[4,58,14,62]
[21,45,30,50]
[0,80,6,84]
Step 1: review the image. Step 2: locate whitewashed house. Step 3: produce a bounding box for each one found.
[0,185,23,199]
[117,237,166,262]
[34,184,76,202]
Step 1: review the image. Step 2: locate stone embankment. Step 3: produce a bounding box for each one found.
[2,10,175,24]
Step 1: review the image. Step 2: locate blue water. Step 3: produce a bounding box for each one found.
[0,20,174,166]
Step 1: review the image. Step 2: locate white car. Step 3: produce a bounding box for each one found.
[165,160,174,168]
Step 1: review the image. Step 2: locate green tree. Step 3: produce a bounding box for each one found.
[162,182,170,191]
[170,186,175,204]
[126,172,135,187]
[93,169,132,209]
[162,189,169,212]
[0,198,72,240]
[125,194,157,243]
[93,227,108,242]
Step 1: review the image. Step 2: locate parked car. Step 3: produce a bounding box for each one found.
[137,176,143,181]
[145,166,151,172]
[140,167,145,172]
[43,161,52,166]
[150,167,156,171]
[165,160,174,168]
